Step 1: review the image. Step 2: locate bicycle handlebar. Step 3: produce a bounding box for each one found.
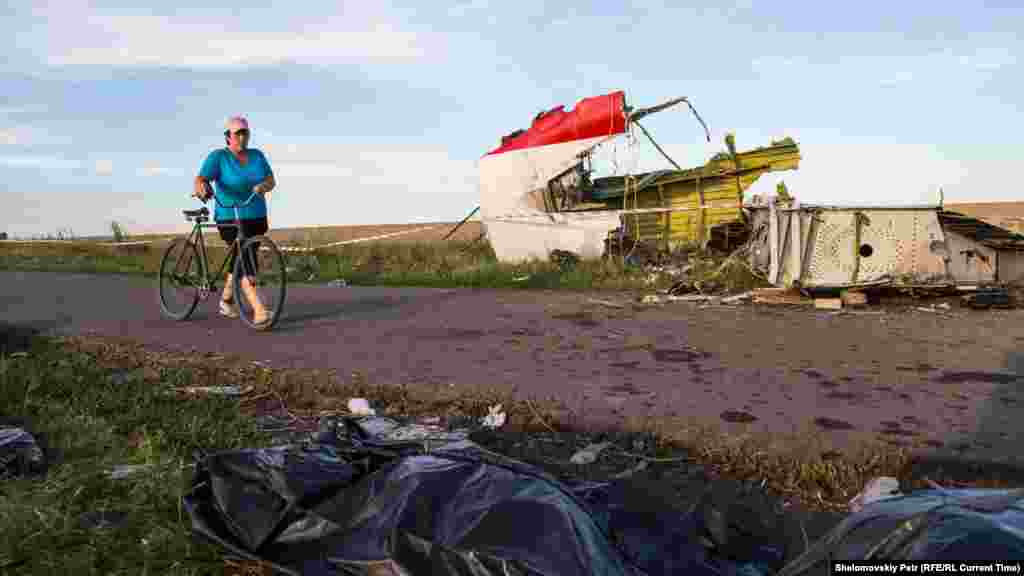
[209,188,260,210]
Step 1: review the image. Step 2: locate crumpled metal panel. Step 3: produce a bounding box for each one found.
[618,139,801,247]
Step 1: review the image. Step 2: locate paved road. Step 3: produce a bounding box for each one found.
[3,270,1023,462]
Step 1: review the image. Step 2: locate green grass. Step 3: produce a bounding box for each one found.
[0,332,267,574]
[0,231,766,294]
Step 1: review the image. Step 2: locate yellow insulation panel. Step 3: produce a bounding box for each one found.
[619,139,800,246]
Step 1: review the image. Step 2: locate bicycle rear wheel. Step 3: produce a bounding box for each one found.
[233,235,286,331]
[158,238,201,320]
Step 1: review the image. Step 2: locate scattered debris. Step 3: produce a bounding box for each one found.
[550,249,580,272]
[722,291,753,304]
[254,414,301,438]
[107,464,153,480]
[847,476,901,513]
[962,285,1012,309]
[611,459,649,479]
[0,426,46,478]
[588,298,626,309]
[830,309,887,317]
[840,290,867,308]
[78,510,130,531]
[668,294,713,303]
[176,385,249,396]
[345,417,470,445]
[640,294,664,305]
[346,397,376,416]
[752,288,809,305]
[481,404,506,429]
[443,206,480,241]
[813,298,842,310]
[569,441,611,465]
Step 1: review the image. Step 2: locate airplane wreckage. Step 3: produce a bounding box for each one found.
[478,90,1024,289]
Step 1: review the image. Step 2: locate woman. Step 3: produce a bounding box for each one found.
[193,116,277,326]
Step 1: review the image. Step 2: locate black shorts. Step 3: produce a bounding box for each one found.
[217,217,268,277]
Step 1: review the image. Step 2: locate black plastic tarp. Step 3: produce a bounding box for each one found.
[183,417,783,576]
[777,487,1024,574]
[0,425,46,479]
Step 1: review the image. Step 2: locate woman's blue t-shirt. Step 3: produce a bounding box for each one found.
[198,148,272,222]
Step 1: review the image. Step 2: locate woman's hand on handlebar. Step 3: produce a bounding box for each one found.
[192,178,213,202]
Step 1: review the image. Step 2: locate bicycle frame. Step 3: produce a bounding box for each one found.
[176,190,261,295]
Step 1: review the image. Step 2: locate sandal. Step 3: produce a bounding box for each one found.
[219,299,239,318]
[253,309,274,327]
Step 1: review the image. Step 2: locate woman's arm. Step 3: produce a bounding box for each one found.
[195,150,220,200]
[254,174,276,196]
[193,175,213,200]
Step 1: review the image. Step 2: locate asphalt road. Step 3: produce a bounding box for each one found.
[3,270,1023,462]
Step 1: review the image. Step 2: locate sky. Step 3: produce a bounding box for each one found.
[1,0,1021,238]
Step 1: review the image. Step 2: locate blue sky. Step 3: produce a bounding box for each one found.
[2,1,1021,238]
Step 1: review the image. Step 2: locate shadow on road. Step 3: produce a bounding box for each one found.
[273,305,355,331]
[899,350,1024,485]
[0,322,40,356]
[271,289,464,332]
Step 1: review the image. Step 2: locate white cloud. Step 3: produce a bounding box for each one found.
[0,128,22,146]
[0,155,80,170]
[253,142,479,227]
[959,47,1015,71]
[745,142,971,206]
[271,144,478,190]
[0,107,35,116]
[140,161,172,177]
[36,3,446,67]
[752,46,1015,88]
[0,125,42,147]
[447,0,490,18]
[94,159,113,176]
[0,122,75,147]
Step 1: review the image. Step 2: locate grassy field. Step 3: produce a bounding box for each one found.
[0,328,268,574]
[0,221,768,294]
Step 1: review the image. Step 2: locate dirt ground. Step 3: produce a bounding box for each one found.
[3,270,1020,469]
[484,290,1024,463]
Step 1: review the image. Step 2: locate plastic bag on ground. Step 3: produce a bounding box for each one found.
[0,426,46,478]
[776,487,1024,575]
[183,416,787,576]
[847,477,901,513]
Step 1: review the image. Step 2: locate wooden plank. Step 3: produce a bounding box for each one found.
[815,298,843,310]
[752,287,810,305]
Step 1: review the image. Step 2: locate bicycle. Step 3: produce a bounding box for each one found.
[157,189,286,330]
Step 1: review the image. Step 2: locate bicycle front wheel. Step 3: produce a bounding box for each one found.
[158,238,201,320]
[233,235,286,331]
